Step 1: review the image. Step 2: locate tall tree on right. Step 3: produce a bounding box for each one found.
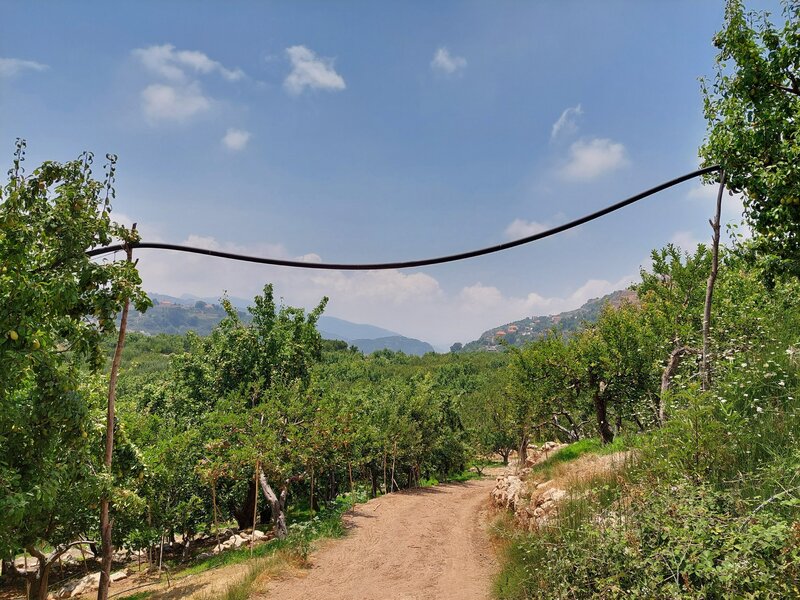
[700,0,800,284]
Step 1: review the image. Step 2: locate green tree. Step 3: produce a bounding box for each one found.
[0,142,149,600]
[700,0,800,282]
[637,245,710,423]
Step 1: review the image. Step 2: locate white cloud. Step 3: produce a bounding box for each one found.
[559,138,629,181]
[140,82,211,122]
[430,47,467,75]
[222,128,251,151]
[687,183,745,220]
[504,218,548,239]
[132,44,245,123]
[284,45,346,95]
[118,225,638,346]
[0,57,48,77]
[454,275,634,335]
[133,44,245,83]
[685,183,751,243]
[311,270,443,305]
[551,104,583,140]
[670,230,703,251]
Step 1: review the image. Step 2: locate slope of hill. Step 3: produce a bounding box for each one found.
[350,336,435,356]
[127,294,435,355]
[126,298,238,336]
[318,316,400,342]
[461,289,637,351]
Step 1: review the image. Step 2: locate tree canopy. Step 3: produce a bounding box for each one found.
[701,0,800,281]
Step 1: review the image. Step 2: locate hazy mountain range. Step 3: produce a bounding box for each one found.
[126,291,635,356]
[460,289,637,351]
[126,294,436,356]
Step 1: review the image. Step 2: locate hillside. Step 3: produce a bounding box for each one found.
[349,336,435,356]
[318,315,401,341]
[462,289,637,351]
[126,294,435,355]
[126,298,239,336]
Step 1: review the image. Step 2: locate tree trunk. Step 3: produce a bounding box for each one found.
[328,470,338,501]
[369,466,378,498]
[517,431,529,471]
[552,412,580,442]
[659,343,695,425]
[22,548,50,600]
[701,172,726,391]
[390,442,397,493]
[632,412,645,432]
[258,470,288,539]
[98,229,135,600]
[593,386,614,444]
[21,542,91,600]
[251,461,260,553]
[499,449,510,465]
[27,570,50,600]
[551,415,573,442]
[232,479,257,530]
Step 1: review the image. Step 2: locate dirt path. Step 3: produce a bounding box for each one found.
[253,475,499,600]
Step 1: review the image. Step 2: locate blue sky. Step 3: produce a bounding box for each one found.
[1,1,779,348]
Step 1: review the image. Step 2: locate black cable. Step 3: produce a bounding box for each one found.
[86,165,720,270]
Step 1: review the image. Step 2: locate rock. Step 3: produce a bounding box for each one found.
[491,475,526,512]
[110,570,127,582]
[112,550,128,562]
[53,572,102,598]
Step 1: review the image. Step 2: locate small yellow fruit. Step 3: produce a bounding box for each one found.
[8,330,18,341]
[32,339,40,350]
[82,431,88,439]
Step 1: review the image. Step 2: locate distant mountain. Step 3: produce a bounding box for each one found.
[317,316,400,342]
[129,293,436,355]
[350,336,435,356]
[461,289,637,352]
[127,297,244,336]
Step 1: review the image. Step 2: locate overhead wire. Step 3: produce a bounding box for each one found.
[85,165,720,270]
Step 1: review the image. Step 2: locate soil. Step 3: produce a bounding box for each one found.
[253,474,500,600]
[2,473,500,600]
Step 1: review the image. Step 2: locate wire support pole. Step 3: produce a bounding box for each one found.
[86,166,721,271]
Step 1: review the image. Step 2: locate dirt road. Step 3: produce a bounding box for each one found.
[253,475,499,600]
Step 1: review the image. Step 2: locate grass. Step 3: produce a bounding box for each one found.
[492,437,633,599]
[529,435,631,479]
[418,460,502,487]
[118,592,154,600]
[176,506,345,579]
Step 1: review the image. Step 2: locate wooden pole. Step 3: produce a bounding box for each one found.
[310,465,315,515]
[390,441,398,493]
[701,173,726,391]
[211,477,221,552]
[251,461,260,555]
[97,226,135,600]
[348,462,355,513]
